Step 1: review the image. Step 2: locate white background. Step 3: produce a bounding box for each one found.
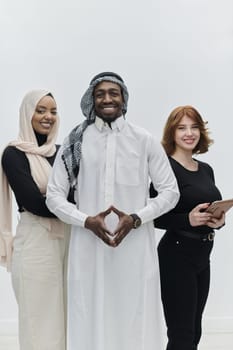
[0,0,232,338]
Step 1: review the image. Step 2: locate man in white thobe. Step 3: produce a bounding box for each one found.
[46,72,180,350]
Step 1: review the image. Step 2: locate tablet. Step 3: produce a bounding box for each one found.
[206,199,233,219]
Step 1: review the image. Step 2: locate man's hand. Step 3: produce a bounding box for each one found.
[84,208,115,247]
[110,205,134,247]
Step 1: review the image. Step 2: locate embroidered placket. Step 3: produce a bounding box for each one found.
[104,130,116,207]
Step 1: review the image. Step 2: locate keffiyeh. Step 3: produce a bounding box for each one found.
[62,72,129,186]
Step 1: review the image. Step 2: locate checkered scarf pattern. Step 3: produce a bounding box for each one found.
[61,74,129,186]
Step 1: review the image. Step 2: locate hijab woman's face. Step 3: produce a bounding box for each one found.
[31,95,57,135]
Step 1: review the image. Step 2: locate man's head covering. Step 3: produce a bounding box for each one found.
[80,72,129,122]
[62,72,129,186]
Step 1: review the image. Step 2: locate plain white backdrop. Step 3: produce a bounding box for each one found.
[0,0,232,339]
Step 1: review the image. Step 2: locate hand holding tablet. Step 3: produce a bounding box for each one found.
[206,199,233,219]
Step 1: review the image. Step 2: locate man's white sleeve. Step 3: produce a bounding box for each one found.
[46,146,88,227]
[137,136,180,224]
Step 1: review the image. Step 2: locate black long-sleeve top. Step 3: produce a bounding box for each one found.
[150,157,222,235]
[1,133,59,218]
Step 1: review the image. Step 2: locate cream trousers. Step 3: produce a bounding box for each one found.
[11,212,70,350]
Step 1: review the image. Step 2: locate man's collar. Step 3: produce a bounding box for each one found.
[95,116,125,131]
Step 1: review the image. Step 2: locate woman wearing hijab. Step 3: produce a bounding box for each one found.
[0,90,70,350]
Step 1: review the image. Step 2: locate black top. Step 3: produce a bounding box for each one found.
[1,132,59,218]
[150,157,222,234]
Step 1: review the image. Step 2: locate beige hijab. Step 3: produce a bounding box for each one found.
[0,90,59,271]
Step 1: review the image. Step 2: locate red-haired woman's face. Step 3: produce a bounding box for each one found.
[174,115,200,153]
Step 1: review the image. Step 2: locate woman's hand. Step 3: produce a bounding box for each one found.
[206,212,225,229]
[189,203,213,227]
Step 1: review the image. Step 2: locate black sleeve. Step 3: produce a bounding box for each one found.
[149,181,191,230]
[153,211,191,230]
[203,162,215,182]
[1,146,56,218]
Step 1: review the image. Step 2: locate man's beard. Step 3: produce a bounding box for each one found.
[99,114,121,123]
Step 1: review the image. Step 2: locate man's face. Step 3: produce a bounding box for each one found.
[93,81,124,123]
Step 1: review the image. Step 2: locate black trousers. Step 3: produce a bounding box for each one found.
[158,231,213,350]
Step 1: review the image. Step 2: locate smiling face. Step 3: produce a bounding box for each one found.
[31,95,57,135]
[174,115,201,154]
[93,81,124,123]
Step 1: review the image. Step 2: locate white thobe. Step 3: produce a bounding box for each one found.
[46,116,179,350]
